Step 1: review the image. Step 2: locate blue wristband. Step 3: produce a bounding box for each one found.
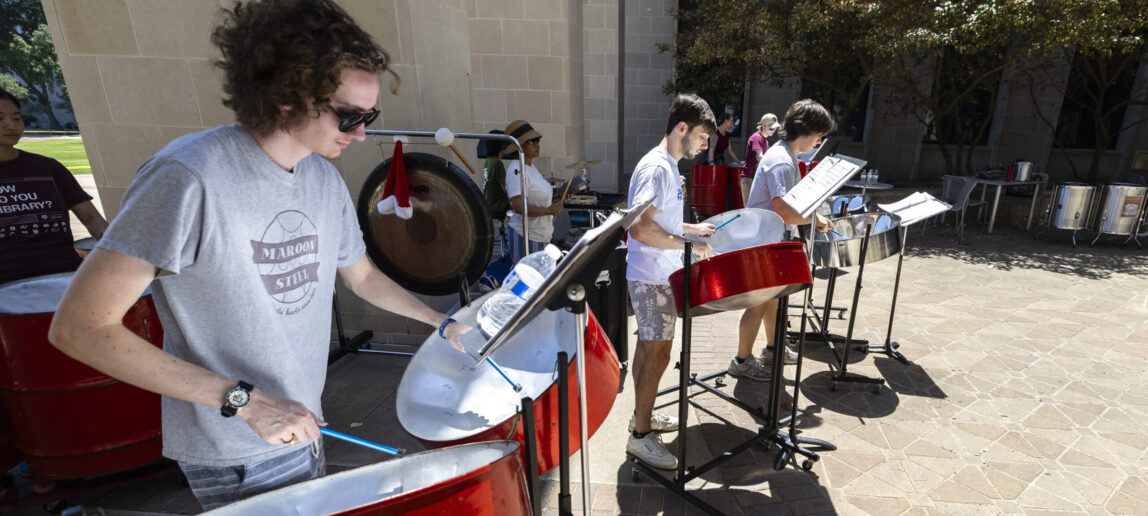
[438,318,456,339]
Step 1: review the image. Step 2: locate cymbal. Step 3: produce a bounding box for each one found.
[565,159,601,170]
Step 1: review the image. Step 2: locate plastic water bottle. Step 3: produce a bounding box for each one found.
[476,244,563,336]
[872,169,879,184]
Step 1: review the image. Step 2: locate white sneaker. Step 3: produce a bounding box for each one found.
[727,355,772,381]
[762,345,799,365]
[628,412,680,432]
[626,432,678,470]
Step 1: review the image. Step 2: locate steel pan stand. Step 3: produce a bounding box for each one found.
[828,223,886,392]
[630,244,835,515]
[864,226,910,364]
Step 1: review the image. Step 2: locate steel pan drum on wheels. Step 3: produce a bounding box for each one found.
[1092,183,1147,236]
[813,213,903,269]
[0,273,164,479]
[205,441,530,516]
[396,300,619,475]
[357,152,494,296]
[1046,183,1098,230]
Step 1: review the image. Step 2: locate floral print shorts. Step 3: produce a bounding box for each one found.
[627,281,677,341]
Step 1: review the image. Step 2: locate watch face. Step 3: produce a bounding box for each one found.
[227,388,250,407]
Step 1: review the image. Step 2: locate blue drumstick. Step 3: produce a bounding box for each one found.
[320,427,404,456]
[829,229,845,238]
[713,214,741,232]
[486,357,523,392]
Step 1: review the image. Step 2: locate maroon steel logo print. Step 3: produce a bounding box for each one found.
[251,210,320,315]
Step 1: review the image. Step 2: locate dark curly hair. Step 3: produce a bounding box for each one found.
[664,94,717,136]
[212,0,399,136]
[777,99,834,143]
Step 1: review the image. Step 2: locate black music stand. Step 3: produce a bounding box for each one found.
[462,201,649,516]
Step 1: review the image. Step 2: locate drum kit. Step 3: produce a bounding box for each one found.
[1038,182,1147,248]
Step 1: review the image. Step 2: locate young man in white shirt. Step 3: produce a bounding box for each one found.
[625,94,717,470]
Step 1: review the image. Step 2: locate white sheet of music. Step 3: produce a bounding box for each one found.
[878,192,951,226]
[782,155,866,218]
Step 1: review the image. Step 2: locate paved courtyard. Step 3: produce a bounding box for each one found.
[7,217,1148,515]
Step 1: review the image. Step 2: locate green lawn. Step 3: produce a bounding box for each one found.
[15,137,92,175]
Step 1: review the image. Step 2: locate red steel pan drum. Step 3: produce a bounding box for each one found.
[0,273,164,479]
[670,241,813,317]
[204,441,530,516]
[396,302,619,475]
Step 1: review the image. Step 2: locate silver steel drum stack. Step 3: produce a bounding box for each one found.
[395,297,620,475]
[1089,183,1147,247]
[203,441,531,516]
[816,193,870,219]
[1041,182,1098,247]
[813,213,903,268]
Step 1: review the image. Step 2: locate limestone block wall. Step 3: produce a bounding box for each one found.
[581,0,619,191]
[621,0,675,175]
[464,0,585,189]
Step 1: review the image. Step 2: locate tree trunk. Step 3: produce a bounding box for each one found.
[28,80,63,130]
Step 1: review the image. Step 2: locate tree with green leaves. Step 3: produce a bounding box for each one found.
[0,0,70,130]
[1021,0,1148,183]
[663,1,1148,178]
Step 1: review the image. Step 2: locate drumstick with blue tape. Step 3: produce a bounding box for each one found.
[320,427,404,456]
[486,357,523,392]
[713,214,741,232]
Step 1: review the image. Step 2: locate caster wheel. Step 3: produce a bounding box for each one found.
[830,382,838,392]
[872,386,881,394]
[802,460,814,471]
[631,466,640,482]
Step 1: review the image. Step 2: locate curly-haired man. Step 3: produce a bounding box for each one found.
[49,0,467,508]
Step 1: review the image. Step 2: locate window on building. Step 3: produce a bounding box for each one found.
[801,83,870,142]
[1053,52,1137,150]
[921,87,994,146]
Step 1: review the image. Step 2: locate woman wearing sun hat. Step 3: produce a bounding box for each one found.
[503,119,564,263]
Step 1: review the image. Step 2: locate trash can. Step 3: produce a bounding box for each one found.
[586,244,628,364]
[690,165,728,218]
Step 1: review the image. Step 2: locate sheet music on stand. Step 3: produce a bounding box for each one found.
[782,154,867,218]
[878,192,951,226]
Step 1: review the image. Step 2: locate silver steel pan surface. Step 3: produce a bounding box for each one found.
[813,213,902,268]
[1046,183,1097,230]
[204,441,528,516]
[698,208,786,254]
[816,193,870,218]
[397,298,579,443]
[1092,183,1147,235]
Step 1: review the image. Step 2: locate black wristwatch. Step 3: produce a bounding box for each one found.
[220,380,253,417]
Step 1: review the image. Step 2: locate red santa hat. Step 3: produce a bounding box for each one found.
[376,139,413,219]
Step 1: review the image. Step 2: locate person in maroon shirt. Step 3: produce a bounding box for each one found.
[704,113,739,166]
[739,113,779,207]
[0,88,107,285]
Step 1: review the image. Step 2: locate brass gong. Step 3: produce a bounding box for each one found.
[356,152,494,296]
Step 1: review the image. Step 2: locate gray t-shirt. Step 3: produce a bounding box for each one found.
[747,140,801,236]
[99,124,365,467]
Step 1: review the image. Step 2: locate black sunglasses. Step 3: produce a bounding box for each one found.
[335,108,380,132]
[525,137,541,145]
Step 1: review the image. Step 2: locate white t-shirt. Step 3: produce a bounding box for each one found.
[626,146,686,285]
[505,159,555,241]
[747,140,801,236]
